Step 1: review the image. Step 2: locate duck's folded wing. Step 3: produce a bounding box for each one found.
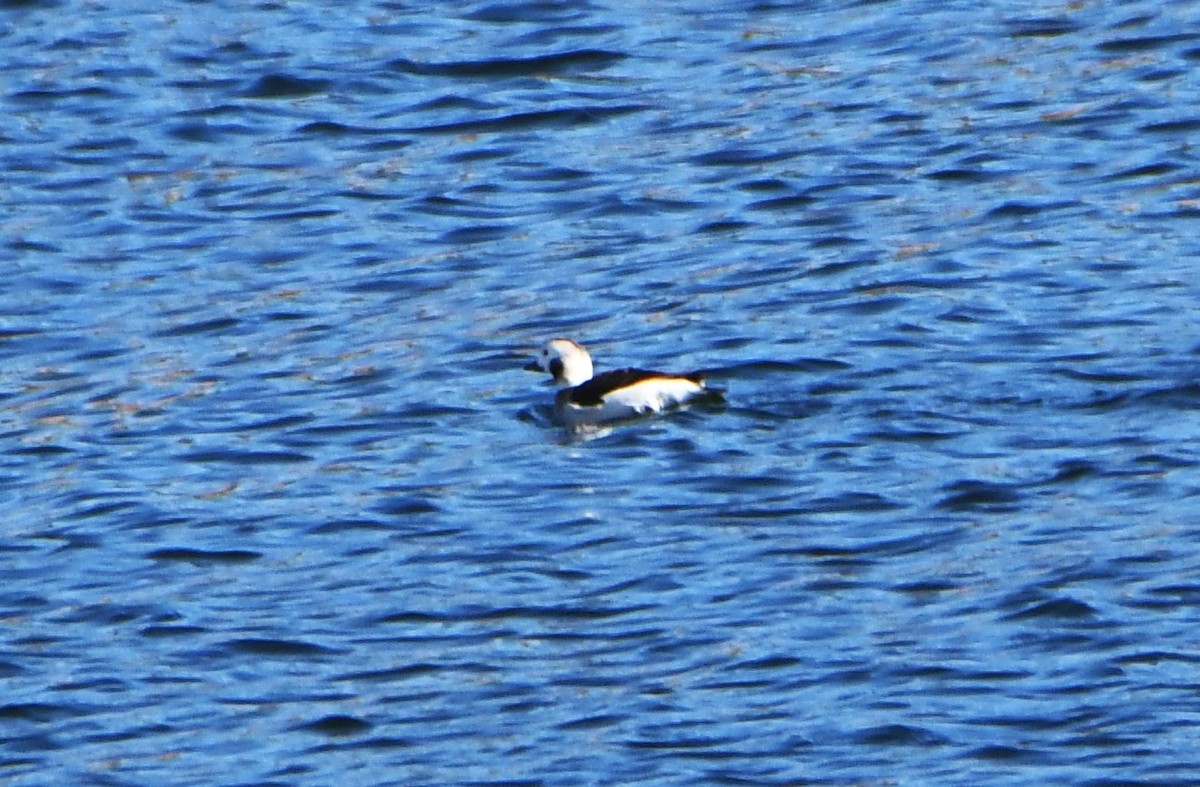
[567,368,670,406]
[569,368,707,412]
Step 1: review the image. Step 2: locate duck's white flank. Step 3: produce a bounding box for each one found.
[525,338,721,427]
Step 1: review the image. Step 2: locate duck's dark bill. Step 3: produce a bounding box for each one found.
[524,361,542,372]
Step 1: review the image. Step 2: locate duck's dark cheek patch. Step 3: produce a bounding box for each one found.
[550,359,564,380]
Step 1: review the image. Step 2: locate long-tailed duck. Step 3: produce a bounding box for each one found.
[525,338,722,427]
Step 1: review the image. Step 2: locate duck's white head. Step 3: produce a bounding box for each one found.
[525,338,594,387]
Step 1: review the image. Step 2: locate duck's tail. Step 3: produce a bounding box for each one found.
[684,372,726,404]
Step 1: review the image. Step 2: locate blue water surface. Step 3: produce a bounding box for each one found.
[2,0,1200,784]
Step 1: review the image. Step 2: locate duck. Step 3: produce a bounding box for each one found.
[525,338,722,427]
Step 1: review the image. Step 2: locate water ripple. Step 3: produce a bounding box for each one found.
[3,0,1199,783]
